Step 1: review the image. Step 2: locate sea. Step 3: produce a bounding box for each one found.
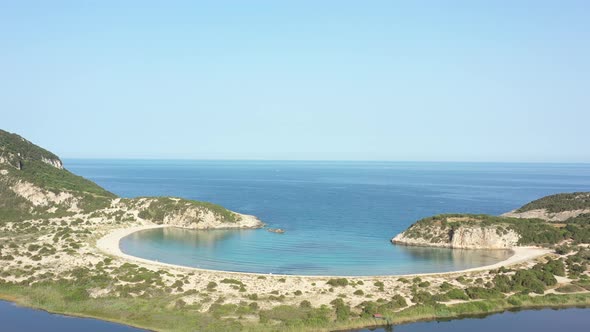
[65,160,590,276]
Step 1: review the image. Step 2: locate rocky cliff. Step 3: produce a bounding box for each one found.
[391,215,520,249]
[392,192,590,250]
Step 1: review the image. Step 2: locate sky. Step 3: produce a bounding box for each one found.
[0,1,588,162]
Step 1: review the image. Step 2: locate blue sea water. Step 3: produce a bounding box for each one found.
[67,160,590,276]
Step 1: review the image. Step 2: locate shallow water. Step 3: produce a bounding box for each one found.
[0,300,145,332]
[68,160,590,275]
[121,227,511,275]
[348,307,590,332]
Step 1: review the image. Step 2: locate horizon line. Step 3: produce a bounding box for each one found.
[60,157,590,165]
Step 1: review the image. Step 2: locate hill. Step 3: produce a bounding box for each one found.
[392,194,590,249]
[0,129,260,228]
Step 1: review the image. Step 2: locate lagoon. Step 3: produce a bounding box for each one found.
[0,300,144,332]
[349,307,590,332]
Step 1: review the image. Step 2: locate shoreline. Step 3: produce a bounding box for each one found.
[2,294,589,332]
[96,224,552,279]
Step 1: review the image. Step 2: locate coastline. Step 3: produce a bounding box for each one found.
[96,224,551,279]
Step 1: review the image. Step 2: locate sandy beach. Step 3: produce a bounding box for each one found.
[96,224,551,279]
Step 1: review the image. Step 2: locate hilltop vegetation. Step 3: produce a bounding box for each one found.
[0,129,61,168]
[136,197,239,224]
[405,214,577,246]
[517,192,590,213]
[0,130,116,223]
[0,130,246,228]
[395,195,590,248]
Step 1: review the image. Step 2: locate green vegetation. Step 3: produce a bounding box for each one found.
[404,213,590,246]
[374,281,384,291]
[2,130,590,332]
[0,129,60,167]
[326,278,349,287]
[517,192,590,213]
[137,197,238,224]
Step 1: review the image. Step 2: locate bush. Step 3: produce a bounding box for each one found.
[300,300,312,308]
[326,278,349,287]
[465,287,504,300]
[330,298,351,321]
[445,288,469,300]
[439,281,453,291]
[542,258,566,277]
[412,291,435,305]
[220,278,244,286]
[374,281,384,291]
[353,289,364,296]
[389,294,408,309]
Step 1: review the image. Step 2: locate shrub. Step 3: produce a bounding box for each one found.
[412,291,435,305]
[330,298,351,321]
[445,288,469,300]
[418,281,430,288]
[388,294,408,309]
[220,278,244,286]
[300,300,312,308]
[439,281,453,291]
[374,281,384,291]
[465,287,504,300]
[326,278,349,287]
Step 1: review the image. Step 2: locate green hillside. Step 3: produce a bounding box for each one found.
[516,192,590,213]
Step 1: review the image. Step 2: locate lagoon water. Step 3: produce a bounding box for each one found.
[68,160,590,276]
[0,300,144,332]
[350,307,590,332]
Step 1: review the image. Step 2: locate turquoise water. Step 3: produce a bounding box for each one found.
[68,160,590,275]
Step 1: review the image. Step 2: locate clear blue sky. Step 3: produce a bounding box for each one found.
[1,1,588,162]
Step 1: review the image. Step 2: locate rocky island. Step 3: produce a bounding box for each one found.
[1,129,590,332]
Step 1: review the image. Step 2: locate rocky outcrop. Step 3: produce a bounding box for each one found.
[157,209,263,230]
[9,180,80,211]
[129,197,265,230]
[392,225,520,249]
[450,226,519,249]
[41,157,63,169]
[502,208,590,222]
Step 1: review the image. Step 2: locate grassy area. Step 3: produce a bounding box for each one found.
[1,280,589,332]
[0,247,587,332]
